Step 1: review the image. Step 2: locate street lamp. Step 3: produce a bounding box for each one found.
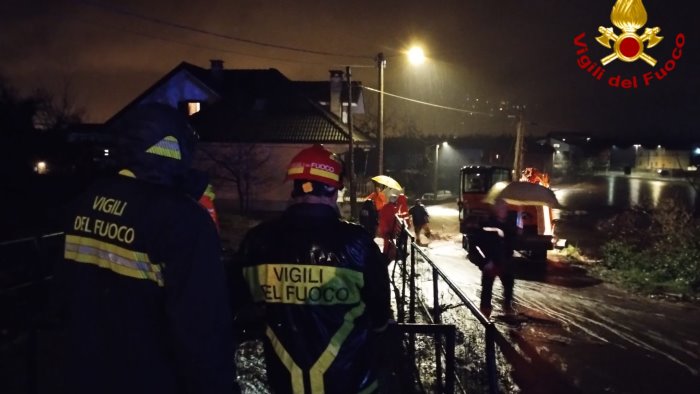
[376,46,425,175]
[377,52,386,174]
[434,141,447,196]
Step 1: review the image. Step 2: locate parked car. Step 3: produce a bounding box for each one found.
[420,190,453,202]
[436,190,453,200]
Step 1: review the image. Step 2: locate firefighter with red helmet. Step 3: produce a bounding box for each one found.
[58,103,235,393]
[232,144,392,394]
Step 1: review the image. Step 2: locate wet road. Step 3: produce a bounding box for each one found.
[421,200,700,394]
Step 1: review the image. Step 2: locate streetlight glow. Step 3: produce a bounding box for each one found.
[434,141,447,196]
[407,46,425,65]
[377,45,426,174]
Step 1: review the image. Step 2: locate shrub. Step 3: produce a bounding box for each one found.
[599,197,700,297]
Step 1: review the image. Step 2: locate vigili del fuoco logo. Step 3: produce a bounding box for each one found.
[573,0,685,89]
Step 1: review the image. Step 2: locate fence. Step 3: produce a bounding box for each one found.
[391,219,502,394]
[0,233,64,394]
[3,220,513,394]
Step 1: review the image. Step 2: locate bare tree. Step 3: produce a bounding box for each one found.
[199,143,273,213]
[31,78,85,131]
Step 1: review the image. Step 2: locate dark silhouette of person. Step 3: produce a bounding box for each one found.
[408,199,431,245]
[478,198,518,318]
[58,103,236,393]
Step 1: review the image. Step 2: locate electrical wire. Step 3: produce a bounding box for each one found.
[73,0,373,60]
[58,12,331,66]
[62,1,536,122]
[363,86,500,117]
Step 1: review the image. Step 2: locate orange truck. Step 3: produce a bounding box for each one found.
[458,165,555,262]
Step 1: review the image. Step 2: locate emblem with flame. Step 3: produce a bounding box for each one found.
[596,0,663,66]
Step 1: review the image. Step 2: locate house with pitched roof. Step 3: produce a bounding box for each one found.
[108,60,373,212]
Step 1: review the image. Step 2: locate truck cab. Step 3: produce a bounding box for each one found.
[458,165,554,262]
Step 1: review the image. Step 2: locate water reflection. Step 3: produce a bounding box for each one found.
[554,174,697,211]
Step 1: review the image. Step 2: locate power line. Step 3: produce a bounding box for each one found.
[57,12,331,66]
[362,86,499,117]
[73,0,372,60]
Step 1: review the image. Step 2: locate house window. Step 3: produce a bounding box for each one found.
[187,101,201,115]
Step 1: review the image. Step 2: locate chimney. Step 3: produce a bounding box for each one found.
[329,70,344,119]
[210,59,224,80]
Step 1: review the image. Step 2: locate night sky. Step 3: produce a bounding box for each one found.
[1,0,698,140]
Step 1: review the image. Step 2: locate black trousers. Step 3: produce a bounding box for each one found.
[480,269,514,310]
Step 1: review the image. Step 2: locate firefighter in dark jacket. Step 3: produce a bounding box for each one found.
[233,144,392,394]
[478,198,518,318]
[59,103,236,394]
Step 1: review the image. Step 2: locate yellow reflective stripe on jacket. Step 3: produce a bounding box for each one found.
[243,264,363,305]
[266,326,305,394]
[145,135,181,160]
[64,234,163,286]
[118,169,136,178]
[203,184,216,200]
[265,304,371,394]
[310,303,366,393]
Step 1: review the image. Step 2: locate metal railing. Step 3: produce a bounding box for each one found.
[3,222,499,394]
[390,219,500,394]
[1,232,64,394]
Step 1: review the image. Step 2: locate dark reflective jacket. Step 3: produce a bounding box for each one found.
[59,175,233,394]
[59,104,233,394]
[234,203,391,394]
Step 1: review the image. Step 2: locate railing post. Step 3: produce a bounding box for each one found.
[445,325,456,394]
[432,268,443,392]
[486,324,499,394]
[409,244,416,324]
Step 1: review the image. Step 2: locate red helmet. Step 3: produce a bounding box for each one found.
[286,144,344,189]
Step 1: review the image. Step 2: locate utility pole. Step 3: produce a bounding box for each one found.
[346,66,358,219]
[512,109,525,180]
[377,52,386,174]
[433,144,439,196]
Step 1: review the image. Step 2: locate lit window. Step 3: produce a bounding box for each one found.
[187,102,201,115]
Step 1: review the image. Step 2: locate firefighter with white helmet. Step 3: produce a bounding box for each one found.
[232,144,392,393]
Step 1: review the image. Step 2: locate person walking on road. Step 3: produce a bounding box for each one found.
[408,199,431,246]
[233,144,393,394]
[478,198,518,318]
[58,103,236,394]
